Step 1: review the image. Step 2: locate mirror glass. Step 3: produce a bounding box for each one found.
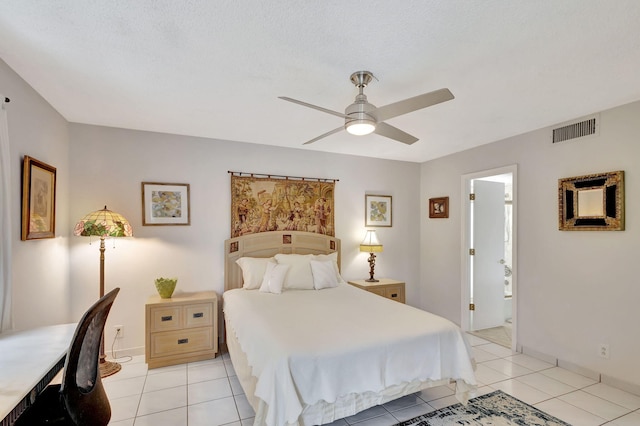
[577,188,604,217]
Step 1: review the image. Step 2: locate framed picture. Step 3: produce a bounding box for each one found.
[558,170,624,231]
[429,196,449,218]
[142,182,191,226]
[365,195,392,227]
[21,156,57,240]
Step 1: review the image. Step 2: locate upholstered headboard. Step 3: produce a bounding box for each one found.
[224,231,341,292]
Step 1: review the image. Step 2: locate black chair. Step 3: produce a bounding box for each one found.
[16,287,120,426]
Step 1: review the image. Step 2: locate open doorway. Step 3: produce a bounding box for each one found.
[461,165,517,350]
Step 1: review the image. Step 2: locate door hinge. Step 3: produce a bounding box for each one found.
[469,303,475,311]
[469,193,475,200]
[469,248,475,255]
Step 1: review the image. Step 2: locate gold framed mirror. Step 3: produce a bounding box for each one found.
[558,171,624,231]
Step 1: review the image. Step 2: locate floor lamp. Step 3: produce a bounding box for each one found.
[74,206,132,378]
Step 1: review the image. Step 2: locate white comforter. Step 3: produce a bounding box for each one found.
[223,283,476,426]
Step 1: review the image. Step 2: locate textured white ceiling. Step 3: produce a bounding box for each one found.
[1,1,640,162]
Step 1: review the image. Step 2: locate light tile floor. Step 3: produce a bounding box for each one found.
[468,323,512,348]
[104,334,640,425]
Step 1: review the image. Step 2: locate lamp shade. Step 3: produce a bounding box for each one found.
[346,119,376,136]
[74,206,133,237]
[359,230,383,253]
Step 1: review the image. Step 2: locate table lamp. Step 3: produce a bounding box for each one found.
[359,230,383,282]
[74,206,132,377]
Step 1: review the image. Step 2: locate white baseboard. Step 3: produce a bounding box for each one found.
[557,359,600,381]
[520,345,640,397]
[520,346,557,366]
[601,374,640,397]
[107,345,145,359]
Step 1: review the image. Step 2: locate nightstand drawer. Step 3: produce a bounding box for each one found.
[384,285,405,302]
[185,303,213,328]
[149,327,214,358]
[149,306,183,332]
[347,279,406,304]
[368,287,386,298]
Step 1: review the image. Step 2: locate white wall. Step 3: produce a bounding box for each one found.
[68,124,421,355]
[420,102,640,388]
[0,59,71,331]
[7,49,640,392]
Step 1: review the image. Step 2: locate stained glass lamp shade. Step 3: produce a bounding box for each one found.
[73,206,132,377]
[74,206,133,238]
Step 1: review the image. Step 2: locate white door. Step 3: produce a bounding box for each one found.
[471,180,505,331]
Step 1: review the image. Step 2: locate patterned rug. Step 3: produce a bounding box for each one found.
[393,390,571,425]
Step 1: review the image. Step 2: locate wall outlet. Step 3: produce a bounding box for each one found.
[114,325,124,338]
[598,343,609,359]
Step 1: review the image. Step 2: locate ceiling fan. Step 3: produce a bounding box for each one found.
[279,71,454,145]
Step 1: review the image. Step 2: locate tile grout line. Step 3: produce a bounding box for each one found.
[111,348,640,426]
[471,340,623,425]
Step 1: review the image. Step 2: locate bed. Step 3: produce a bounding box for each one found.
[223,231,477,426]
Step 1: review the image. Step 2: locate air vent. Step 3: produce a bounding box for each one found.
[552,116,598,143]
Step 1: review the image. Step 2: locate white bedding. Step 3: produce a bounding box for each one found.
[223,283,477,426]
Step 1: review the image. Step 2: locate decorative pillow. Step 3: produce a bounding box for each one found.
[310,260,339,290]
[313,252,346,284]
[259,262,289,294]
[236,257,275,289]
[274,254,315,290]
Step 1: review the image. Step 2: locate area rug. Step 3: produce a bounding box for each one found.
[393,390,571,425]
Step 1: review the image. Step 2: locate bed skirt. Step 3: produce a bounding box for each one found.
[226,322,468,426]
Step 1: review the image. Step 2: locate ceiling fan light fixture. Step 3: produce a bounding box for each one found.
[280,70,454,145]
[345,118,376,136]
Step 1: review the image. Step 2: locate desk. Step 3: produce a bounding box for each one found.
[0,323,76,425]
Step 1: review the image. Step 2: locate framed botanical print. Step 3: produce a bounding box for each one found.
[21,156,57,240]
[429,196,449,219]
[142,182,191,225]
[365,194,392,227]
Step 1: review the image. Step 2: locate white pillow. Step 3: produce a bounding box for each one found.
[313,252,345,284]
[236,257,274,289]
[259,262,289,294]
[310,260,339,290]
[274,254,314,290]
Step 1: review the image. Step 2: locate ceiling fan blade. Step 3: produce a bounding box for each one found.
[303,127,344,145]
[374,88,454,122]
[279,97,349,119]
[374,122,418,145]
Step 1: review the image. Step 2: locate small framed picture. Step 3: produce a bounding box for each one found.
[365,194,392,227]
[142,182,191,226]
[21,156,57,240]
[429,197,449,219]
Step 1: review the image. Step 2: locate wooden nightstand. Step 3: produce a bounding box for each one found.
[145,291,218,369]
[347,278,405,304]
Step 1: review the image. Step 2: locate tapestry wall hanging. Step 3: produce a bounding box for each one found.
[230,172,336,237]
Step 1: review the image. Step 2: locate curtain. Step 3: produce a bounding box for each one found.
[0,95,13,332]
